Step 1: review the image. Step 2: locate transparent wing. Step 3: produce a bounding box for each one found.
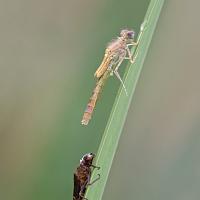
[73,173,81,200]
[94,51,112,78]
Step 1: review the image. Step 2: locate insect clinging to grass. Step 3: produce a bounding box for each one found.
[81,22,146,125]
[73,153,100,200]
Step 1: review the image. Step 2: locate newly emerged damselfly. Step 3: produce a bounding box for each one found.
[81,22,146,125]
[73,153,100,200]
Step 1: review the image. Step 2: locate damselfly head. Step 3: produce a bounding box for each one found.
[80,153,95,166]
[120,29,135,40]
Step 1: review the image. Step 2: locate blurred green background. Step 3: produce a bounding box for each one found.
[0,0,200,200]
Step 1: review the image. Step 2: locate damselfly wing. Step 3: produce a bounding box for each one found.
[94,48,113,79]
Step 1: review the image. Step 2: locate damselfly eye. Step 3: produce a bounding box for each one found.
[120,29,135,39]
[127,31,135,39]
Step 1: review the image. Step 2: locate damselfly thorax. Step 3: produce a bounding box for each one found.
[95,33,134,80]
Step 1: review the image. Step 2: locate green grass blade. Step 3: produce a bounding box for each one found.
[86,0,165,199]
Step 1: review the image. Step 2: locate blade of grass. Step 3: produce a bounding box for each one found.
[86,0,165,199]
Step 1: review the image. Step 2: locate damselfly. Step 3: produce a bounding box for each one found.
[73,153,100,200]
[81,23,145,125]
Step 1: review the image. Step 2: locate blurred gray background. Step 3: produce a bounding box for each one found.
[0,0,199,200]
